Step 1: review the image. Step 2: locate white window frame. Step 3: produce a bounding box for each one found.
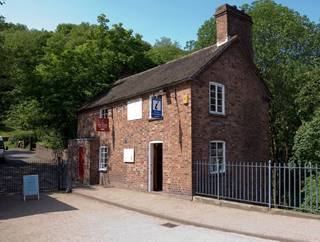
[100,108,108,118]
[209,141,226,174]
[149,95,163,119]
[209,82,225,115]
[127,98,142,121]
[99,146,108,171]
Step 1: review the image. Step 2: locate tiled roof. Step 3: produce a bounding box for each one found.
[80,37,237,111]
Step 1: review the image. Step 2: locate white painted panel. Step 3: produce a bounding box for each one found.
[124,148,134,163]
[127,98,142,120]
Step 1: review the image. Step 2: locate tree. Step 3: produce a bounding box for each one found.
[246,0,320,162]
[295,65,320,122]
[34,16,154,140]
[147,37,185,65]
[291,109,320,165]
[193,17,216,50]
[5,100,45,130]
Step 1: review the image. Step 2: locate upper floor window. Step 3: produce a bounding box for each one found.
[99,146,108,171]
[127,98,142,120]
[100,108,108,118]
[209,82,225,115]
[209,141,226,174]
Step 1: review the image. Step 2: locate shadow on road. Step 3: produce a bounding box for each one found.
[0,194,77,220]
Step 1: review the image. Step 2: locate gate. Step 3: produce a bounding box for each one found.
[0,160,67,195]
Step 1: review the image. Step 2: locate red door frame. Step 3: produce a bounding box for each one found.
[78,147,85,183]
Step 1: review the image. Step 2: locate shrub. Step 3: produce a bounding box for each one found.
[300,175,320,213]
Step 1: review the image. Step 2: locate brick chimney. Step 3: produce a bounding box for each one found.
[215,4,253,59]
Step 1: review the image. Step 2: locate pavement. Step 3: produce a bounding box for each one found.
[73,186,320,242]
[0,193,273,242]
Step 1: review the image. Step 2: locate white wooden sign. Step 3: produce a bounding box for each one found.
[23,175,40,201]
[123,148,134,163]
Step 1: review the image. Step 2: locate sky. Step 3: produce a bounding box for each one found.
[1,0,319,46]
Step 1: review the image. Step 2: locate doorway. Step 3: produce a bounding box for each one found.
[148,141,163,192]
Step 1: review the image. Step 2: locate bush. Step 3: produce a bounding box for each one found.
[291,110,320,164]
[36,130,64,149]
[300,175,320,213]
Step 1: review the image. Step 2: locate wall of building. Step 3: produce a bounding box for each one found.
[191,42,270,192]
[78,82,193,196]
[68,139,100,185]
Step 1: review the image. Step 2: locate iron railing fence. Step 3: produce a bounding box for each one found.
[195,161,320,213]
[0,160,67,195]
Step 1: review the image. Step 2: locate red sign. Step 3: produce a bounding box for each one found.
[96,118,109,131]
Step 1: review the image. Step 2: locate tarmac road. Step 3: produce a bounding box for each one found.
[0,193,275,242]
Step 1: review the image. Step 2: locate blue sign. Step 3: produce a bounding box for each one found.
[23,175,40,201]
[151,97,162,119]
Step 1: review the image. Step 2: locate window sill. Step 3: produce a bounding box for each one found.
[208,112,226,118]
[148,117,163,122]
[99,168,107,172]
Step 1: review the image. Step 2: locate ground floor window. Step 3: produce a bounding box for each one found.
[99,146,108,171]
[209,141,226,174]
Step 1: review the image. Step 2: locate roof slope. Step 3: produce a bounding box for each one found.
[80,37,237,111]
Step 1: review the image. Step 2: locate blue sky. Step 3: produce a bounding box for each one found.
[1,0,319,46]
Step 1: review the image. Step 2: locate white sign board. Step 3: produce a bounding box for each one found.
[23,175,40,201]
[123,148,135,163]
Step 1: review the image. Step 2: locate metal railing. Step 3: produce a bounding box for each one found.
[195,161,320,213]
[0,160,67,195]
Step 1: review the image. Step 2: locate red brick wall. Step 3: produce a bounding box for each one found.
[78,82,193,195]
[215,4,253,59]
[191,42,270,192]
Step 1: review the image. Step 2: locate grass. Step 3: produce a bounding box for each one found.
[0,125,16,138]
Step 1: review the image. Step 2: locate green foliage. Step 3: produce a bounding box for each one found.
[147,37,185,65]
[193,17,216,50]
[245,0,320,162]
[295,65,320,122]
[0,15,155,146]
[10,130,34,140]
[36,130,64,149]
[5,100,46,130]
[291,110,320,164]
[300,175,320,213]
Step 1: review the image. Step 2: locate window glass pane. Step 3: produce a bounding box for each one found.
[99,146,108,169]
[209,142,225,173]
[217,91,222,100]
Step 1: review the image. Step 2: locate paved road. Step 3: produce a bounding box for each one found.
[0,193,274,242]
[2,149,38,166]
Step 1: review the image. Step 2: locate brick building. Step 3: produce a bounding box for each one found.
[69,4,270,196]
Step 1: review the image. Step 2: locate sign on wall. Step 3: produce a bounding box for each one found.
[151,96,162,119]
[96,118,109,132]
[123,148,134,163]
[23,175,40,201]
